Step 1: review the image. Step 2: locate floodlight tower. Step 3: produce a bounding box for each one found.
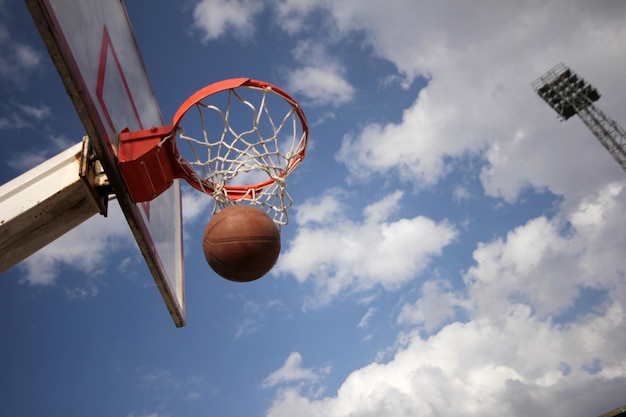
[532,63,626,172]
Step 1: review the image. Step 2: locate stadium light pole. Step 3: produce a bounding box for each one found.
[532,63,626,172]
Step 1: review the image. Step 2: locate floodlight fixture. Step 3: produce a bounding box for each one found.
[532,63,600,120]
[532,63,626,172]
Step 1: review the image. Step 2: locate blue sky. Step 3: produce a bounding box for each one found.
[1,0,626,416]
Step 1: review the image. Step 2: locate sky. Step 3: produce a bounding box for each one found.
[1,0,626,416]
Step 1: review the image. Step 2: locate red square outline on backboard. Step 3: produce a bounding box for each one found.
[95,26,150,219]
[96,26,143,133]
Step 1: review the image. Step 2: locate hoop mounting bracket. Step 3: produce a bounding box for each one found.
[117,126,177,203]
[79,136,111,216]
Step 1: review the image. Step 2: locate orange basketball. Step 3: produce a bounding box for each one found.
[202,205,281,282]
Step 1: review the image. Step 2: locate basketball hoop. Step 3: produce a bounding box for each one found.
[118,78,309,226]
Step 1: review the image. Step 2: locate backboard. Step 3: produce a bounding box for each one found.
[25,0,185,326]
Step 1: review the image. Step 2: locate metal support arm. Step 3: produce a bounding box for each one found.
[0,137,110,274]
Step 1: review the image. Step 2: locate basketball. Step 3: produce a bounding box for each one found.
[202,205,281,282]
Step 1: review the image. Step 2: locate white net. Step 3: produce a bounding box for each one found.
[173,84,307,227]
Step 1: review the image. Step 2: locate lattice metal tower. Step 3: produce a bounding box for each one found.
[532,63,626,172]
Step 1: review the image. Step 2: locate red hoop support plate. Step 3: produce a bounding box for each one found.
[118,78,308,203]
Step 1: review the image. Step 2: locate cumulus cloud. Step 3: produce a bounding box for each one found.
[286,66,354,107]
[14,44,40,68]
[267,179,626,417]
[264,4,626,410]
[263,352,331,400]
[18,104,51,120]
[192,0,263,41]
[0,103,52,132]
[337,87,485,186]
[266,303,626,417]
[274,0,319,35]
[263,352,322,388]
[6,148,49,171]
[188,1,626,415]
[18,203,133,286]
[190,2,356,107]
[397,279,467,332]
[284,0,626,204]
[293,191,345,226]
[466,181,626,320]
[0,36,41,84]
[235,299,288,339]
[286,40,355,107]
[276,190,457,306]
[181,185,213,224]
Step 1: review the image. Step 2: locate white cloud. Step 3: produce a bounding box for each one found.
[288,0,626,205]
[235,299,289,339]
[338,87,486,187]
[465,181,626,320]
[452,185,471,202]
[64,281,99,299]
[18,104,51,120]
[267,302,626,417]
[263,352,328,390]
[276,190,457,307]
[0,42,41,84]
[364,190,404,223]
[269,179,626,417]
[7,136,75,172]
[0,113,30,131]
[0,104,52,134]
[274,0,319,35]
[191,2,356,107]
[356,307,376,329]
[293,190,346,226]
[192,0,263,41]
[234,317,261,339]
[18,202,133,286]
[181,186,213,224]
[285,39,355,107]
[397,279,466,332]
[7,148,48,171]
[14,45,40,68]
[286,66,355,107]
[268,152,626,417]
[268,65,626,417]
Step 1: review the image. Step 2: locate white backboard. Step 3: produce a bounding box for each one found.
[26,0,185,326]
